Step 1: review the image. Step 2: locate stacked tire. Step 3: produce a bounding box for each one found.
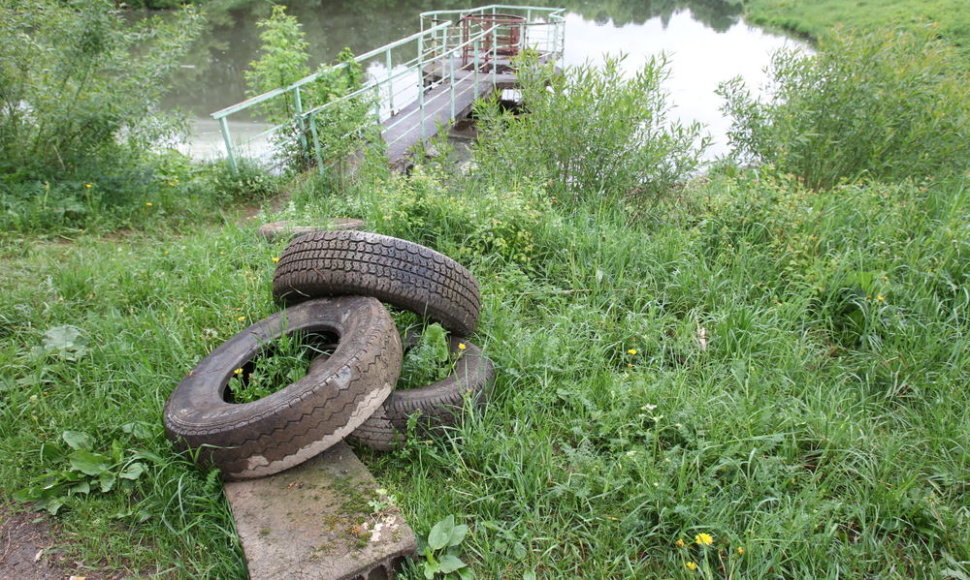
[163,231,494,480]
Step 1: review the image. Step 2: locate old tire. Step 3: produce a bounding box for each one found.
[272,231,481,337]
[347,338,495,451]
[258,218,366,242]
[163,297,402,480]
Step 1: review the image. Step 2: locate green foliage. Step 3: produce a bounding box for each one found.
[245,7,374,174]
[244,5,312,124]
[398,323,456,390]
[0,0,202,180]
[719,25,970,189]
[226,331,333,404]
[475,54,710,204]
[418,515,473,579]
[743,0,970,68]
[14,427,158,515]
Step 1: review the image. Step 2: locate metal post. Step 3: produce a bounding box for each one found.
[218,117,237,173]
[418,34,426,131]
[293,86,307,154]
[309,113,325,175]
[473,38,480,100]
[491,24,498,87]
[386,49,394,114]
[449,48,456,120]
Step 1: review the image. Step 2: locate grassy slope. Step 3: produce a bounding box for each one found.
[2,166,967,577]
[744,0,970,64]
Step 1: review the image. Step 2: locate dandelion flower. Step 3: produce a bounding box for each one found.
[685,562,697,571]
[736,547,744,555]
[627,348,638,355]
[84,183,93,189]
[695,533,713,546]
[145,202,153,207]
[272,257,280,263]
[234,368,243,375]
[675,539,685,548]
[876,295,885,302]
[458,342,467,351]
[237,316,246,322]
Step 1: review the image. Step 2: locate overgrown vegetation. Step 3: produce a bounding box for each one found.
[0,0,280,237]
[719,25,970,189]
[245,5,374,175]
[476,54,709,204]
[1,7,968,580]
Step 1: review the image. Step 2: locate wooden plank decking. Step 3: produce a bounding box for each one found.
[381,64,516,170]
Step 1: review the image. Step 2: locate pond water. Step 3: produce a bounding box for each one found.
[164,0,806,160]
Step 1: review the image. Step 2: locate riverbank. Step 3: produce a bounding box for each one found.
[744,0,970,65]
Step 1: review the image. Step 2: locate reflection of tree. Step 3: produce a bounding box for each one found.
[161,0,744,116]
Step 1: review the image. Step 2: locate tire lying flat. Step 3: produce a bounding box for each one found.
[272,231,481,337]
[163,297,402,480]
[347,338,495,451]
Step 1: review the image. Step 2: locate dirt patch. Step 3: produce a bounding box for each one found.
[0,503,125,580]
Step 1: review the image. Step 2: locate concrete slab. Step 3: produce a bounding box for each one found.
[224,441,416,580]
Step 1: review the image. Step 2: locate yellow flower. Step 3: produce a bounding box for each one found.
[876,295,885,302]
[627,349,638,355]
[84,183,93,189]
[736,547,745,555]
[675,539,686,548]
[695,533,713,546]
[234,368,243,375]
[237,316,246,322]
[272,257,280,263]
[458,342,467,351]
[145,202,153,207]
[685,562,697,571]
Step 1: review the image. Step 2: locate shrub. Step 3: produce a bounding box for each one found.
[0,0,202,181]
[245,6,373,174]
[719,25,970,189]
[474,54,710,204]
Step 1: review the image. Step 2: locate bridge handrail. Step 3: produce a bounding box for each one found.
[211,21,452,121]
[211,5,565,172]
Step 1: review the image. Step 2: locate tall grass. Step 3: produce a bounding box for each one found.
[1,19,968,580]
[719,25,970,189]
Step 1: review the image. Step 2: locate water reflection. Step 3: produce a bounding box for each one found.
[164,0,801,159]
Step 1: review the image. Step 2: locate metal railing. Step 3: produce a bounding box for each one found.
[211,5,565,173]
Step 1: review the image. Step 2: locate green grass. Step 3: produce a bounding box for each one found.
[743,0,970,66]
[2,163,967,577]
[1,9,968,578]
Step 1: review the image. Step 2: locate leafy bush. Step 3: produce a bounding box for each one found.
[719,25,970,189]
[245,6,374,174]
[0,0,202,181]
[474,54,710,204]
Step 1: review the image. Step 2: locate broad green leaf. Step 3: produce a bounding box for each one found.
[99,473,117,493]
[69,449,112,476]
[437,554,466,574]
[121,422,153,441]
[62,430,93,451]
[457,567,475,580]
[41,325,88,360]
[428,515,455,551]
[70,480,91,495]
[448,523,469,547]
[119,461,146,480]
[39,496,66,515]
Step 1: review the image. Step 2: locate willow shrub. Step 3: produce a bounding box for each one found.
[719,25,970,189]
[0,0,202,182]
[474,54,710,204]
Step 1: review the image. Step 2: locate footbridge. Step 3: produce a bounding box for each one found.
[212,5,565,173]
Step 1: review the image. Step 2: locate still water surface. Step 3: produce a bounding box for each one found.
[165,0,805,160]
